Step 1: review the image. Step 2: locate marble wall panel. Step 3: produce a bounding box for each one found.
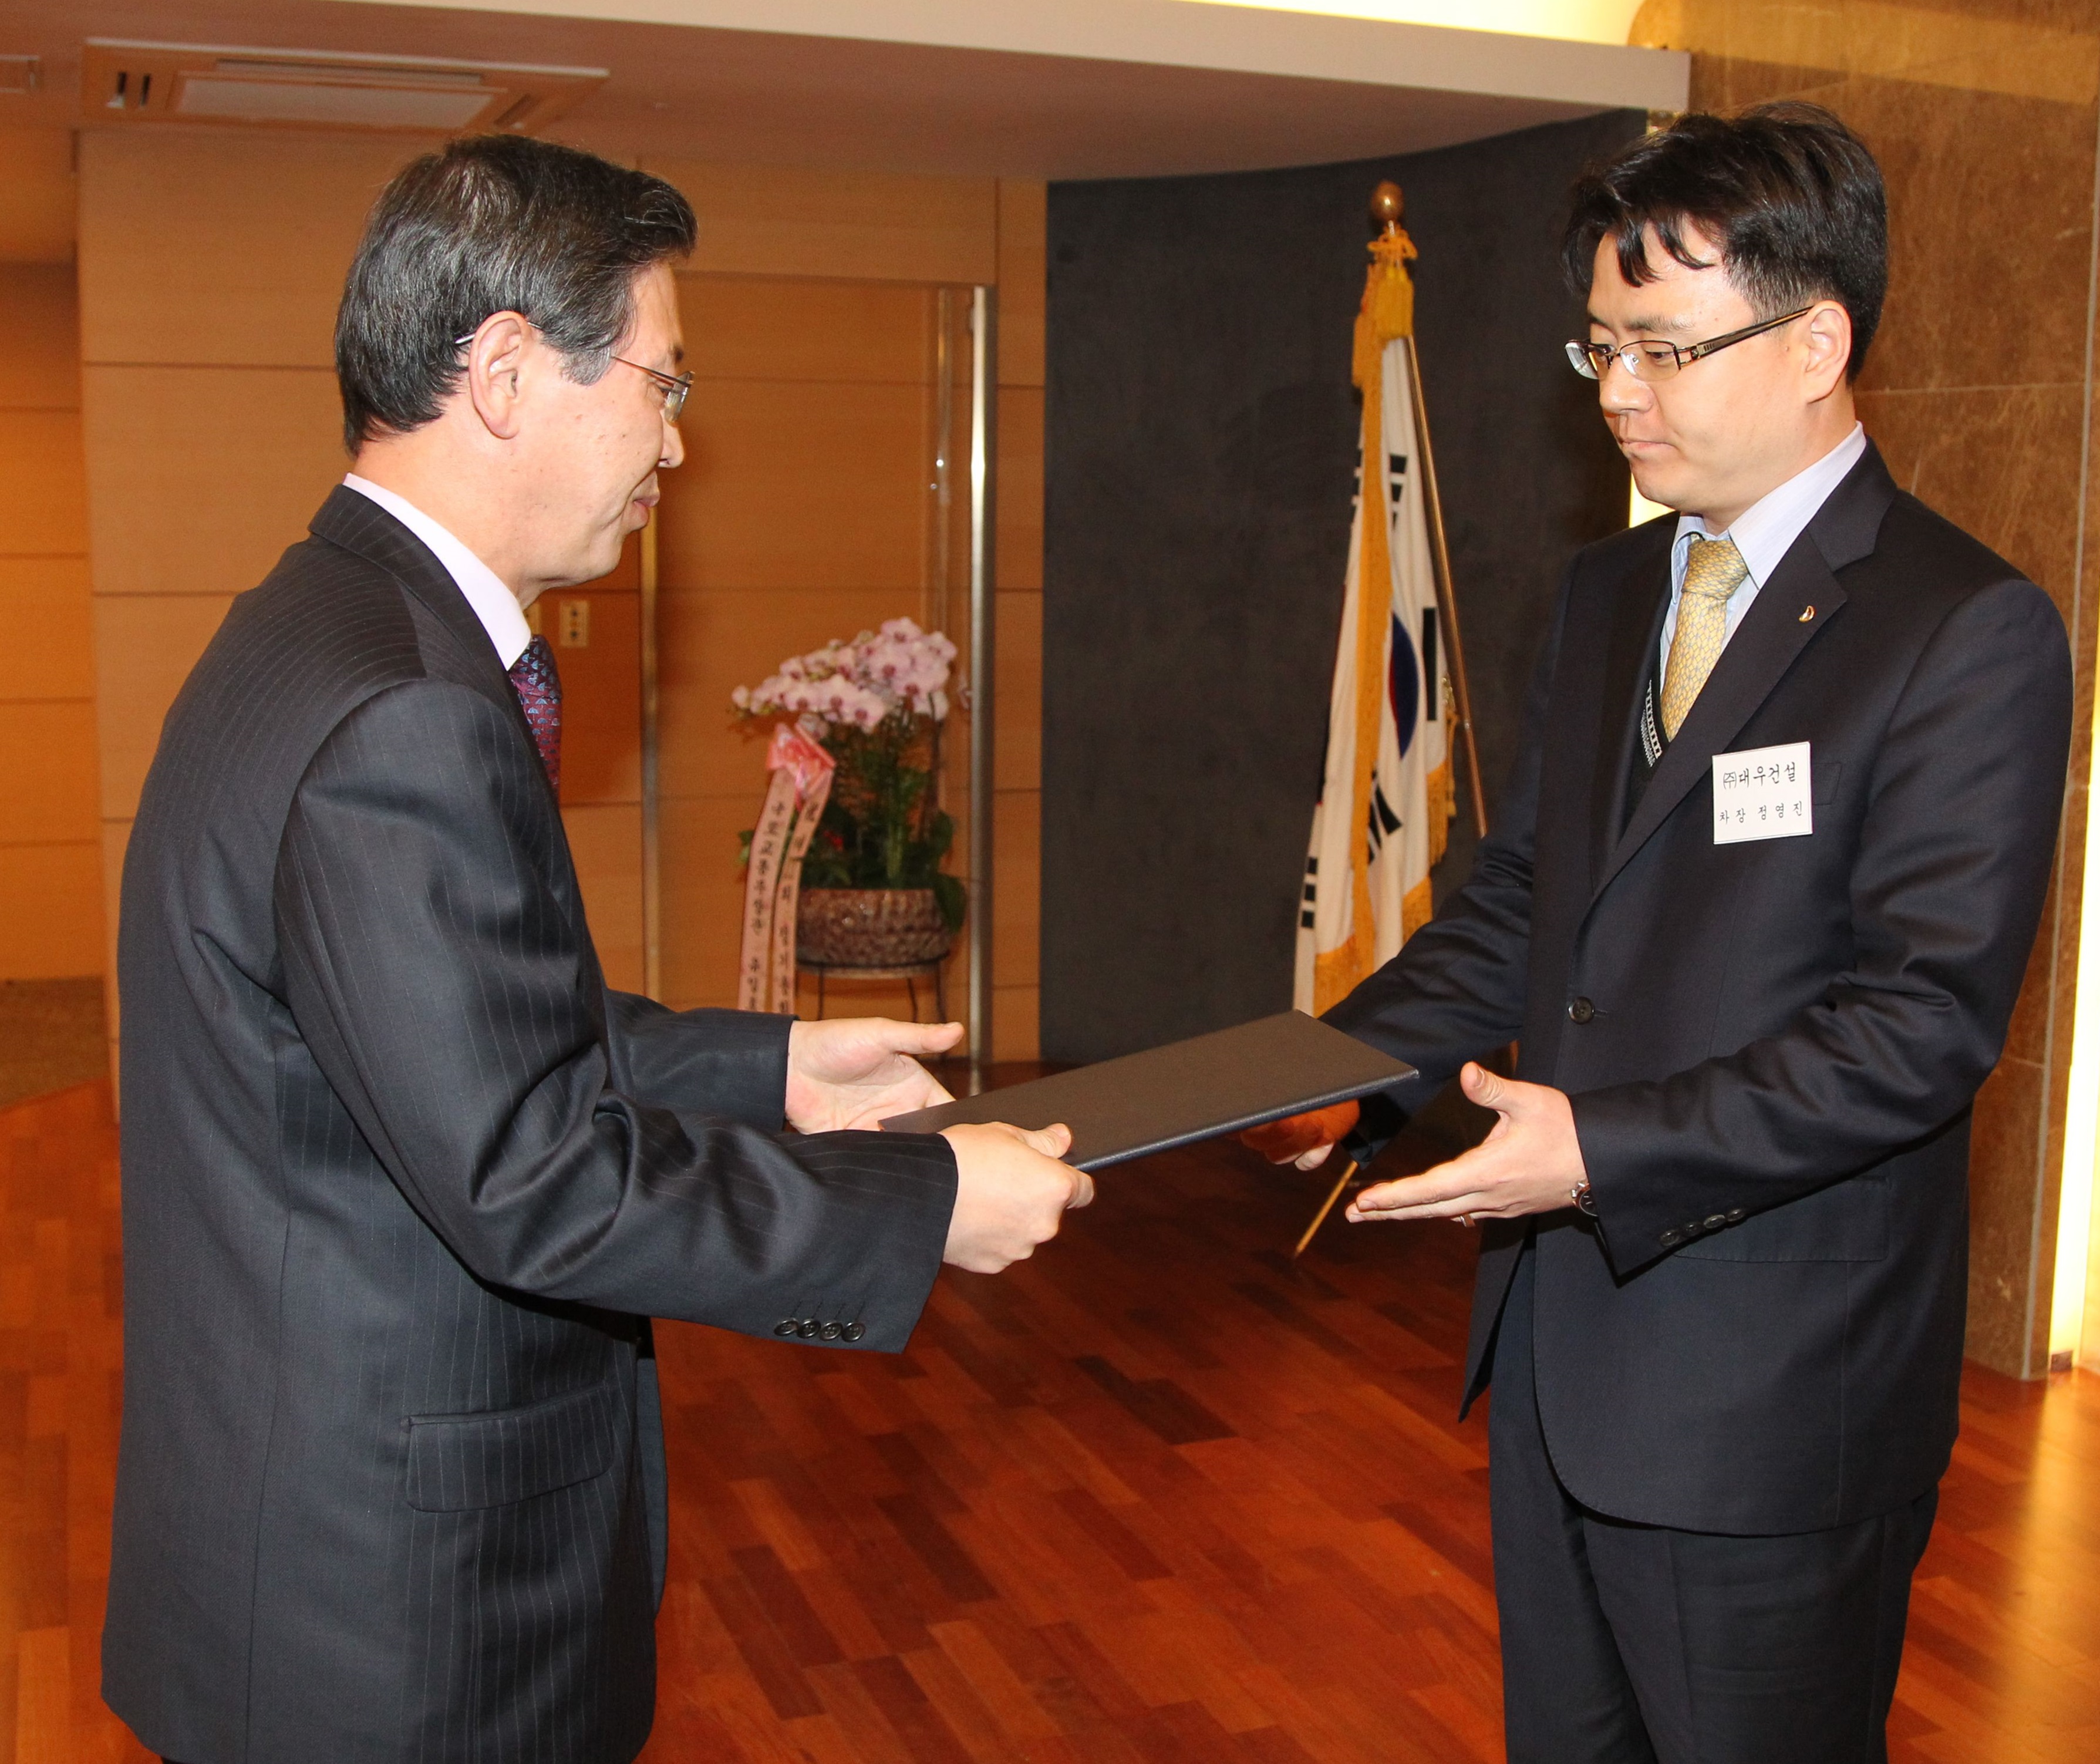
[1643,0,2100,106]
[1968,1051,2050,1372]
[2005,854,2075,1070]
[1853,385,2084,607]
[1849,90,2094,393]
[1659,77,2098,400]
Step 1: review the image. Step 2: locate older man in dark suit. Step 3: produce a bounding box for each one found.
[105,136,1086,1764]
[1259,106,2072,1763]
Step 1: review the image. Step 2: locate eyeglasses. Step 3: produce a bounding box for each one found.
[1565,306,1814,382]
[609,354,692,422]
[450,325,693,422]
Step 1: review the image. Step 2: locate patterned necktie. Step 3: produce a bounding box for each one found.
[1660,534,1749,740]
[508,634,563,792]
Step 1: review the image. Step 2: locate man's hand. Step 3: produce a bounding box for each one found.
[1241,1100,1361,1171]
[940,1122,1093,1272]
[784,1017,962,1132]
[1347,1063,1586,1225]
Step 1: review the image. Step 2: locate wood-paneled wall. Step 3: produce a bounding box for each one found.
[76,131,413,1063]
[649,273,948,1022]
[0,263,100,982]
[642,158,1044,1057]
[70,129,1044,1056]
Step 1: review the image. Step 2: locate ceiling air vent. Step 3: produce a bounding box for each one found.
[82,40,606,134]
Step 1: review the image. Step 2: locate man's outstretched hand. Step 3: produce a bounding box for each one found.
[941,1121,1093,1272]
[783,1021,1091,1271]
[785,1016,962,1132]
[1241,1099,1361,1171]
[1347,1062,1585,1224]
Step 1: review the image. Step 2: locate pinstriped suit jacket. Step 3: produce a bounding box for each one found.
[104,488,959,1763]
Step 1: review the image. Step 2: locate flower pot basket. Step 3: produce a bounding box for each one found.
[796,887,954,969]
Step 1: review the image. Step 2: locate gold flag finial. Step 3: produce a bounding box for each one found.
[1354,180,1418,386]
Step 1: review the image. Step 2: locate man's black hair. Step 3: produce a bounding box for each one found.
[1563,103,1888,379]
[335,134,696,450]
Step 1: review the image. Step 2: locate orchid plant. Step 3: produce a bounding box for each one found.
[733,618,965,930]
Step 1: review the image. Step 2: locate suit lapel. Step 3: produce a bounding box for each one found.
[308,486,523,718]
[1586,441,1896,909]
[1587,549,1673,894]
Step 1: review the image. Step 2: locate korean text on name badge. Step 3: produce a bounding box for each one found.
[1711,741,1812,844]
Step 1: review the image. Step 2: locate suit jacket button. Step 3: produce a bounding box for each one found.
[1567,997,1595,1024]
[1660,1227,1682,1246]
[795,1319,820,1338]
[820,1321,842,1341]
[1703,1214,1729,1232]
[773,1319,800,1337]
[1725,1208,1745,1224]
[841,1322,866,1342]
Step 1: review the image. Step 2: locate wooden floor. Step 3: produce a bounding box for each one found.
[5,1079,2098,1763]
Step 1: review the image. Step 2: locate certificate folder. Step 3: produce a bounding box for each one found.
[879,1010,1414,1172]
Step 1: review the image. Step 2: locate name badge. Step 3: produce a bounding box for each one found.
[1713,741,1812,844]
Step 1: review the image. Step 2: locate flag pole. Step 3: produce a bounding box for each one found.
[1292,1157,1360,1260]
[1374,181,1489,841]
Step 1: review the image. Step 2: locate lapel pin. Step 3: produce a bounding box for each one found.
[1798,605,1815,622]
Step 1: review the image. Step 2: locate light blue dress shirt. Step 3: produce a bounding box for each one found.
[1657,422,1868,674]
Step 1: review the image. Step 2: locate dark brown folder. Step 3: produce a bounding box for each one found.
[879,1010,1413,1171]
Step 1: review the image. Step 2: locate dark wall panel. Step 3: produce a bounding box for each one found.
[1041,110,1642,1063]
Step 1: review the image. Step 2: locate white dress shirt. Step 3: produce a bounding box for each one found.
[342,474,533,670]
[1659,422,1868,673]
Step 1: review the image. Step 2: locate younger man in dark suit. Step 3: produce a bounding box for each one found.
[1260,105,2072,1762]
[106,136,1087,1763]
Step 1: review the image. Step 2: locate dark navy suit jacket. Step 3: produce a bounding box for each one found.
[105,489,958,1762]
[1330,445,2071,1534]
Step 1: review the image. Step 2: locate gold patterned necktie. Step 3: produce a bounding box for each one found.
[1660,534,1749,740]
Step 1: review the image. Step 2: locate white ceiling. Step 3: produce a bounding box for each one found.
[2,0,1684,179]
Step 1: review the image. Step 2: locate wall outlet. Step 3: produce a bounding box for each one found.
[558,599,590,648]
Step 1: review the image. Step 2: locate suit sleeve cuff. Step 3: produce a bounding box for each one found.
[1571,1088,1747,1275]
